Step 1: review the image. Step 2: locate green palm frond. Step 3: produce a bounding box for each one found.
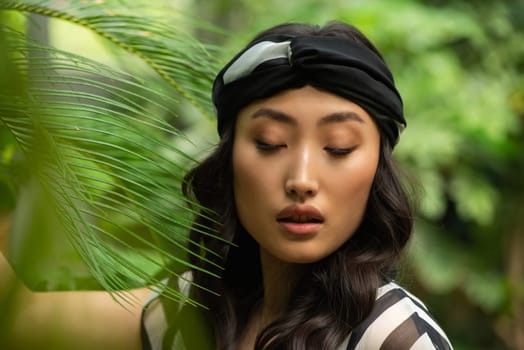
[2,0,223,115]
[0,1,228,306]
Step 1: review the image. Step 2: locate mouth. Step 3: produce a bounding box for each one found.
[277,215,324,224]
[276,204,324,235]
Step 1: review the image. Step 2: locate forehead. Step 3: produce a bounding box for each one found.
[236,85,375,127]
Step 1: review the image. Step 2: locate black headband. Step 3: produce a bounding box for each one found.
[212,34,405,146]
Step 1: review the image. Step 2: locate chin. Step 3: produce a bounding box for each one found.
[276,251,330,265]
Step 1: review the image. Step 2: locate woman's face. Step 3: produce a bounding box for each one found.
[232,86,381,264]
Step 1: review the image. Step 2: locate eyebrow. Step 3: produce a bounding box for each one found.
[251,108,365,125]
[252,108,296,124]
[318,111,365,125]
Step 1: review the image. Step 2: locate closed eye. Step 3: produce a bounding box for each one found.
[255,140,287,151]
[324,146,356,156]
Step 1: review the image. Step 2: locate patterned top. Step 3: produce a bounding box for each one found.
[141,278,453,350]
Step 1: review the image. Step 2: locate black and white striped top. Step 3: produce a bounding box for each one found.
[141,279,453,349]
[341,281,452,349]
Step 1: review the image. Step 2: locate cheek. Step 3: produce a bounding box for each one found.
[328,157,379,228]
[232,145,269,225]
[232,154,281,256]
[233,147,258,198]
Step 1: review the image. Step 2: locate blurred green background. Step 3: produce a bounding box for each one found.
[1,0,523,349]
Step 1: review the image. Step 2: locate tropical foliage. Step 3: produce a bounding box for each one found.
[0,0,224,305]
[1,0,523,349]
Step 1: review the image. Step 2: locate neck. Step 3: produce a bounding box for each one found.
[236,250,309,350]
[258,249,308,325]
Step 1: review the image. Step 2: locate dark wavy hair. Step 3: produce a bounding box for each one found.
[182,21,413,350]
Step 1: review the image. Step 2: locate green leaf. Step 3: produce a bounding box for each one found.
[449,169,498,226]
[408,220,469,293]
[0,10,224,306]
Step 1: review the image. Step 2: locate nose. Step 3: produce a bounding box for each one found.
[285,147,319,199]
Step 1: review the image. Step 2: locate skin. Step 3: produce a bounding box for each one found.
[232,85,381,348]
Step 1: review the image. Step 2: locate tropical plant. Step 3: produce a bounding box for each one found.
[0,0,225,306]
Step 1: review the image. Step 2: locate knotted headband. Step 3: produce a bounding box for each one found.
[212,34,406,146]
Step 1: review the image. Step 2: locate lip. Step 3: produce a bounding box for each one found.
[276,204,324,235]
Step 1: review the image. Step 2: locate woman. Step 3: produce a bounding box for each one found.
[141,21,453,349]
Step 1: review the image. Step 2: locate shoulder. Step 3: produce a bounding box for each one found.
[345,281,453,350]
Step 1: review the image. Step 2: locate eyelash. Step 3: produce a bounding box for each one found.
[255,140,286,151]
[324,147,356,156]
[255,140,356,156]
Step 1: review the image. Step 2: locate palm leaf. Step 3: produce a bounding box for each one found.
[2,0,223,116]
[0,1,228,307]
